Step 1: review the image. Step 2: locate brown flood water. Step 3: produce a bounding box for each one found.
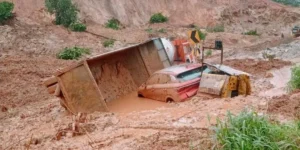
[107,92,168,114]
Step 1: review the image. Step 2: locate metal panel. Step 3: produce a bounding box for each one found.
[57,64,108,114]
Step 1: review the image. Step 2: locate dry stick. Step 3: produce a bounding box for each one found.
[25,134,33,150]
[3,137,28,150]
[85,30,114,40]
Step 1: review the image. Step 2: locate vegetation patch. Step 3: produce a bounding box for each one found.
[157,28,166,33]
[288,66,300,91]
[213,110,300,150]
[145,28,153,33]
[150,13,168,23]
[273,0,300,7]
[105,18,120,30]
[0,1,14,23]
[243,30,259,36]
[70,22,87,32]
[103,39,115,48]
[57,47,90,60]
[45,0,86,31]
[206,24,225,32]
[205,50,212,56]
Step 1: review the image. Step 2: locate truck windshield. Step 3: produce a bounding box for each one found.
[177,66,210,81]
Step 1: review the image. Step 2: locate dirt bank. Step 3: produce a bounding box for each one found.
[223,59,292,76]
[268,91,300,119]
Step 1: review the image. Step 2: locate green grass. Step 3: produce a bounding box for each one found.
[57,47,90,60]
[213,110,300,150]
[206,24,225,33]
[103,39,115,47]
[0,1,14,23]
[205,50,212,56]
[105,18,120,30]
[244,30,259,36]
[150,13,168,24]
[145,28,153,33]
[288,66,300,91]
[272,0,300,7]
[69,22,86,32]
[157,28,166,33]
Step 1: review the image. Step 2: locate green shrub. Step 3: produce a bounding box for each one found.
[0,1,14,23]
[70,22,86,32]
[273,0,300,7]
[288,66,300,91]
[150,13,168,23]
[45,0,79,27]
[145,28,153,33]
[205,50,212,56]
[213,110,300,150]
[103,39,115,47]
[244,30,259,36]
[57,47,90,60]
[206,24,225,32]
[157,28,166,33]
[105,18,120,30]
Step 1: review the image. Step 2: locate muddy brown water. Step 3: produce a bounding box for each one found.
[259,66,291,97]
[107,92,168,114]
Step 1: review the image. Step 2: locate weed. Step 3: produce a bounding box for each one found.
[272,0,300,7]
[157,28,166,33]
[205,50,212,56]
[145,28,153,33]
[288,66,300,91]
[206,24,225,32]
[103,39,115,48]
[194,25,207,40]
[105,18,120,30]
[244,30,259,36]
[57,47,90,60]
[0,1,14,23]
[213,110,300,150]
[150,13,168,23]
[262,52,276,61]
[70,22,86,32]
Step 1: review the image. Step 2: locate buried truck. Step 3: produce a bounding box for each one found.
[44,38,251,114]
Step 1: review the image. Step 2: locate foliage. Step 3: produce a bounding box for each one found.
[205,50,212,56]
[157,28,166,33]
[70,22,86,32]
[0,1,14,23]
[145,28,153,33]
[45,0,86,29]
[262,52,276,61]
[213,110,300,150]
[206,24,225,32]
[288,66,300,91]
[57,47,90,60]
[273,0,300,7]
[244,30,259,36]
[105,18,120,30]
[103,39,115,48]
[150,13,168,23]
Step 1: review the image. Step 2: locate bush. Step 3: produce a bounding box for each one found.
[150,13,168,23]
[288,66,300,91]
[105,18,120,30]
[273,0,300,7]
[145,28,153,33]
[206,24,225,32]
[0,1,14,23]
[244,30,259,36]
[70,22,86,32]
[213,110,300,150]
[57,47,90,60]
[103,39,115,47]
[45,0,82,28]
[205,50,212,56]
[157,28,166,33]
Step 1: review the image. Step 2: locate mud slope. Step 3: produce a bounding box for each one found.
[74,0,299,27]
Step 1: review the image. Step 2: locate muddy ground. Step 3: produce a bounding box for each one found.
[1,0,300,149]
